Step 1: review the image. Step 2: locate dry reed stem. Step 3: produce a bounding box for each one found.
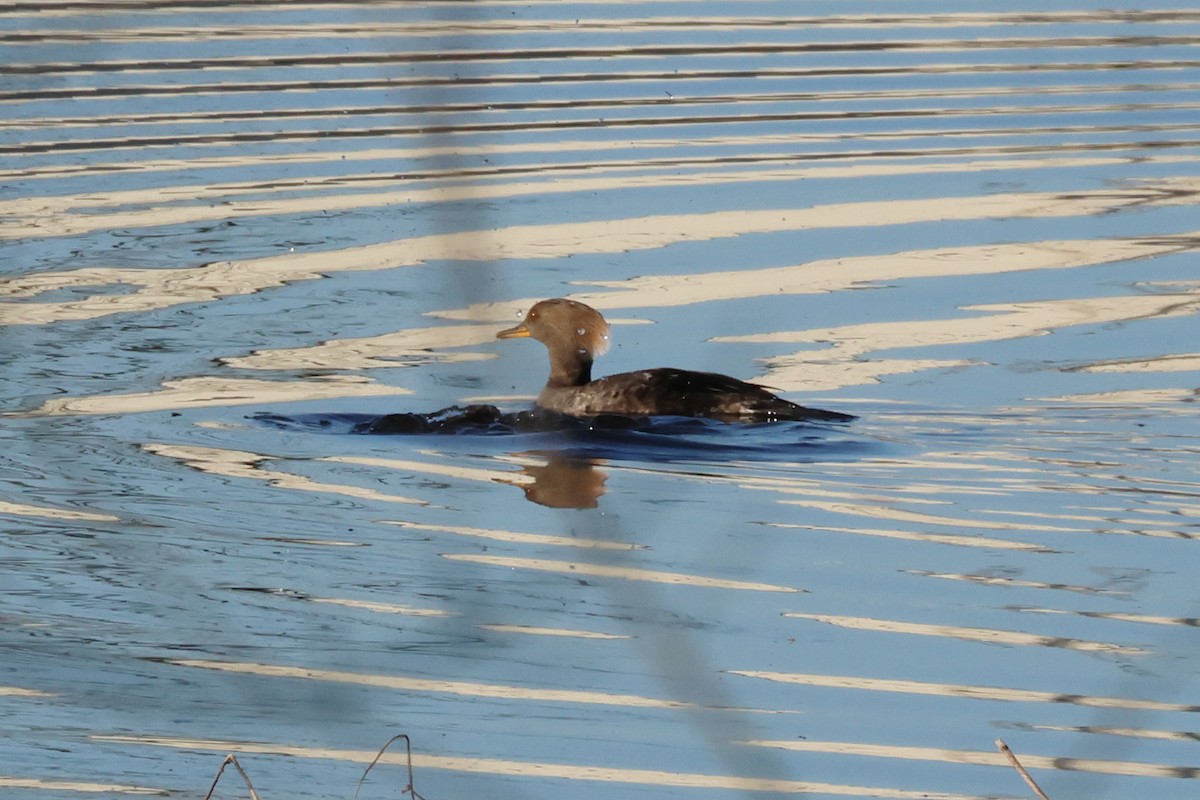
[354,733,425,800]
[202,734,424,799]
[203,754,261,800]
[996,739,1052,800]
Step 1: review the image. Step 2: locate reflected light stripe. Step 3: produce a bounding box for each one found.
[1017,606,1200,628]
[0,777,163,795]
[746,739,1200,779]
[222,323,497,370]
[91,734,989,799]
[742,480,953,505]
[854,456,1042,473]
[734,288,1200,348]
[730,671,1197,712]
[0,127,1096,179]
[12,206,819,320]
[909,570,1129,596]
[310,598,453,617]
[322,455,524,486]
[22,375,407,416]
[15,83,1200,139]
[742,287,1200,390]
[764,523,1052,552]
[783,613,1144,654]
[6,168,1150,241]
[478,624,631,639]
[4,132,1194,186]
[444,554,801,592]
[6,191,1199,327]
[17,12,1200,43]
[210,233,1200,379]
[1047,388,1198,405]
[737,470,982,494]
[15,35,1200,78]
[450,234,1200,324]
[382,520,643,550]
[165,658,698,709]
[1031,724,1200,743]
[18,95,1194,162]
[779,499,1084,531]
[257,537,362,547]
[1079,353,1200,373]
[0,686,53,697]
[143,444,425,506]
[0,500,118,522]
[974,508,1183,526]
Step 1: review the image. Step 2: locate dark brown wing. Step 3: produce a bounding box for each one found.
[585,369,855,422]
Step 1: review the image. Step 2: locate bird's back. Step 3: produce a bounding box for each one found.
[538,368,854,422]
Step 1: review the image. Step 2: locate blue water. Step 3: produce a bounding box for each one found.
[4,2,1200,799]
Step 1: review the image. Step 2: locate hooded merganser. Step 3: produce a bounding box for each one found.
[496,299,854,422]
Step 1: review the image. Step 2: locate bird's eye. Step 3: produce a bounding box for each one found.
[576,327,586,336]
[527,310,538,320]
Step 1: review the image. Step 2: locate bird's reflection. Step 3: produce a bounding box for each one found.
[505,452,607,509]
[251,405,858,513]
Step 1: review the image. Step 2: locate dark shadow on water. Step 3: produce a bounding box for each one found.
[249,404,864,462]
[251,405,870,509]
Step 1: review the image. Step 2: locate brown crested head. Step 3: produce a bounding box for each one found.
[496,298,611,361]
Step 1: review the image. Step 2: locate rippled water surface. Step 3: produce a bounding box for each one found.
[4,2,1200,799]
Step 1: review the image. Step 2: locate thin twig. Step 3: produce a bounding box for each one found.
[996,739,1052,800]
[353,733,425,800]
[203,754,262,800]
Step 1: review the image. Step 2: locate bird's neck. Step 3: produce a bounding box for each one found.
[547,353,593,388]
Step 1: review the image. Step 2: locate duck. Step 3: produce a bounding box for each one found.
[496,298,854,422]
